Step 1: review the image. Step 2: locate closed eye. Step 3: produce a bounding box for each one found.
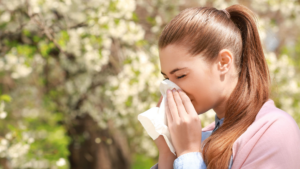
[177,75,186,79]
[163,75,186,80]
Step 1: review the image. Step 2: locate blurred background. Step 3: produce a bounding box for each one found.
[0,0,299,168]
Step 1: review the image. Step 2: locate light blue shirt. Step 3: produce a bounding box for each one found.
[150,115,233,169]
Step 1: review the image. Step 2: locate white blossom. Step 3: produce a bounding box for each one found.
[56,158,66,166]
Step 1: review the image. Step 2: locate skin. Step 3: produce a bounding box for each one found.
[154,44,239,168]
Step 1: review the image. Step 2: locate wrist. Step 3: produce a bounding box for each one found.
[157,150,176,169]
[158,150,176,163]
[159,147,174,156]
[154,135,168,150]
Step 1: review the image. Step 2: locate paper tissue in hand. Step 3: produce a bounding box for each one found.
[137,79,181,155]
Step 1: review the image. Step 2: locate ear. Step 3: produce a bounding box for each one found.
[217,49,234,75]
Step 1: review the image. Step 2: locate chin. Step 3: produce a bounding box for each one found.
[193,104,208,115]
[197,111,206,115]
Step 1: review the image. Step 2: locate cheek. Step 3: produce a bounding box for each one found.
[185,73,219,114]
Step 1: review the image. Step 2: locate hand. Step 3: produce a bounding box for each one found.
[166,88,202,157]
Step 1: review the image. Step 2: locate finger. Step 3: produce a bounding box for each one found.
[172,89,187,119]
[178,90,197,116]
[167,89,180,123]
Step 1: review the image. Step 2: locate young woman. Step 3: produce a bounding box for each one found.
[150,4,300,169]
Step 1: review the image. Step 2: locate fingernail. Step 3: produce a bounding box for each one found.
[178,89,182,92]
[172,88,176,92]
[167,89,171,94]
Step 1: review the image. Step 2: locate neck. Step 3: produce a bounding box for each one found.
[213,74,238,119]
[213,100,226,119]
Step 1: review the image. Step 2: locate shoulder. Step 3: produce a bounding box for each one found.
[253,99,299,133]
[256,99,296,121]
[232,99,300,168]
[251,99,300,147]
[237,99,299,140]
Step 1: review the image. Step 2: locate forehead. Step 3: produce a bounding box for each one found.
[159,44,196,71]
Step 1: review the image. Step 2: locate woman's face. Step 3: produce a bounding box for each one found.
[159,44,226,115]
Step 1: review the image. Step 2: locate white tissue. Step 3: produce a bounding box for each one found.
[137,79,181,155]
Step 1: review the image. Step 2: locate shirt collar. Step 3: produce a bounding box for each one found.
[215,114,225,127]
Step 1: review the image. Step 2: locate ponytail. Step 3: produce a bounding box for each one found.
[202,5,270,168]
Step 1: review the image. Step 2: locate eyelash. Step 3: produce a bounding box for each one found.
[163,75,186,80]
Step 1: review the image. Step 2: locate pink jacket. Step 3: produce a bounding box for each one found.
[202,99,300,169]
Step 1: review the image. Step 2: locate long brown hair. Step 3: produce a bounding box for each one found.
[158,4,270,169]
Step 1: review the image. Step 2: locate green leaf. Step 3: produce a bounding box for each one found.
[0,95,11,102]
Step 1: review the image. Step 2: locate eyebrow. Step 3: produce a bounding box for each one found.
[161,67,187,76]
